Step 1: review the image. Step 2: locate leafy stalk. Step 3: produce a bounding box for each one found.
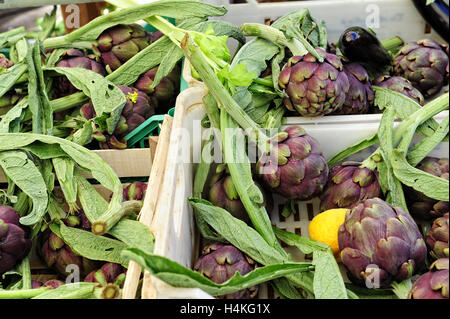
[91,200,143,236]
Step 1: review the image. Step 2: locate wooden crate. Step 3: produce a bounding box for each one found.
[1,117,173,297]
[0,148,153,184]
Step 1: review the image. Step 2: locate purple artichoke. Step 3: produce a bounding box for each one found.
[408,258,449,299]
[278,48,350,117]
[123,181,147,201]
[0,54,13,69]
[373,75,425,106]
[84,262,126,288]
[256,126,329,201]
[426,213,449,260]
[405,157,449,220]
[393,39,449,97]
[81,85,155,149]
[194,242,258,299]
[208,165,273,223]
[53,49,107,98]
[134,65,181,112]
[31,279,64,289]
[39,211,100,278]
[338,198,427,288]
[332,63,374,115]
[319,162,382,211]
[0,206,32,275]
[94,24,153,73]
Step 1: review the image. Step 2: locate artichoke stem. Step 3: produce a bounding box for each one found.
[381,36,404,51]
[91,200,142,236]
[101,284,121,299]
[0,287,49,299]
[181,34,269,146]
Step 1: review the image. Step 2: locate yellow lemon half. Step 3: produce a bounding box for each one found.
[308,208,348,256]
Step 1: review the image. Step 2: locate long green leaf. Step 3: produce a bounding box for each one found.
[273,227,348,299]
[391,149,449,201]
[122,247,313,297]
[46,67,126,134]
[406,116,449,167]
[58,222,129,266]
[44,0,226,47]
[0,151,48,225]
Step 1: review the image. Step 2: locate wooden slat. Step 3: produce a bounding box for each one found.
[122,115,173,299]
[0,148,152,183]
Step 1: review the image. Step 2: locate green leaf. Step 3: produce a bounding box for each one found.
[108,219,154,255]
[407,116,449,167]
[37,6,57,41]
[0,133,123,226]
[221,110,280,250]
[46,67,126,134]
[231,38,280,76]
[0,151,48,226]
[0,27,27,49]
[52,157,78,212]
[189,198,287,266]
[0,97,28,133]
[32,283,97,299]
[122,247,313,297]
[273,227,348,299]
[377,106,408,210]
[373,86,444,140]
[391,149,449,202]
[74,170,154,254]
[0,63,28,98]
[44,0,226,46]
[218,64,257,88]
[391,279,412,299]
[58,222,129,266]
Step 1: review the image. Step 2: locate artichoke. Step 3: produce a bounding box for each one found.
[278,48,350,117]
[393,39,449,97]
[0,54,13,69]
[0,206,32,275]
[319,162,381,211]
[256,125,329,201]
[84,262,126,288]
[408,258,449,299]
[332,63,374,115]
[39,211,99,278]
[373,75,425,106]
[208,165,273,223]
[94,24,153,72]
[123,181,147,201]
[194,242,258,299]
[31,279,64,289]
[81,85,155,149]
[134,65,181,112]
[405,157,449,220]
[53,49,106,99]
[338,198,427,288]
[426,213,449,260]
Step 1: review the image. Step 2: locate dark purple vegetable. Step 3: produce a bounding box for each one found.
[0,206,31,275]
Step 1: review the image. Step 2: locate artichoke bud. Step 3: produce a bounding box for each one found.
[92,131,107,143]
[62,215,81,227]
[223,176,239,201]
[352,168,374,187]
[48,232,65,251]
[93,269,108,287]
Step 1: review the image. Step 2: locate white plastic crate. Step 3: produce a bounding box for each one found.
[148,84,449,299]
[203,0,446,43]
